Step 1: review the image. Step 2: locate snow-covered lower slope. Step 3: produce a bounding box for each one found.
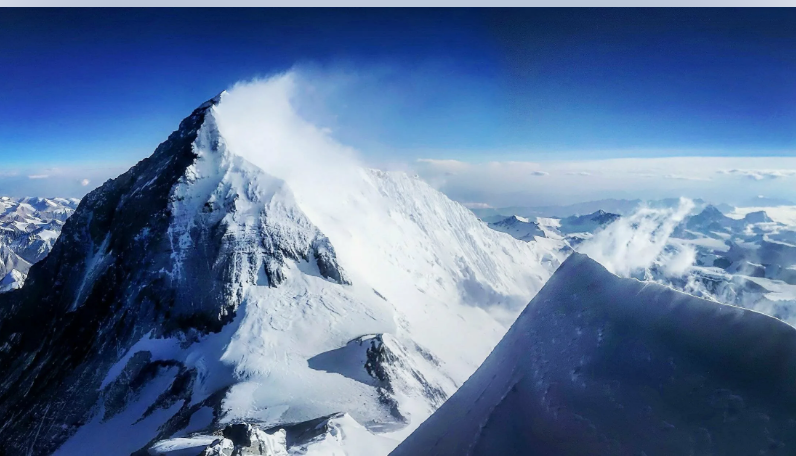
[0,75,563,455]
[392,253,796,456]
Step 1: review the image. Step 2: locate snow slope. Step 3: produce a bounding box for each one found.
[392,253,796,456]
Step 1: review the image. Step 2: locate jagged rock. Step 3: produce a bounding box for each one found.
[200,425,287,456]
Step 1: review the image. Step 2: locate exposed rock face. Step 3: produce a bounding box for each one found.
[0,98,219,454]
[743,210,773,224]
[307,334,449,424]
[392,253,796,456]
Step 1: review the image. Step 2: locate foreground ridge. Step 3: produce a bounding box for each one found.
[392,253,796,456]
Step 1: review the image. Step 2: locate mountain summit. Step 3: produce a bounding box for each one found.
[0,77,562,455]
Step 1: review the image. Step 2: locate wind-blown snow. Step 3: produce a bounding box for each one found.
[578,198,695,277]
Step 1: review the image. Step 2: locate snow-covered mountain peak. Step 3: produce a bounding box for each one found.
[507,214,530,223]
[0,75,564,455]
[742,210,772,224]
[487,215,546,242]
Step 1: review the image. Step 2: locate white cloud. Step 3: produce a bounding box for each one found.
[0,166,125,198]
[719,169,796,180]
[663,174,712,181]
[462,202,493,209]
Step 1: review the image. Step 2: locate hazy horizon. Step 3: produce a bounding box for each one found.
[3,9,795,205]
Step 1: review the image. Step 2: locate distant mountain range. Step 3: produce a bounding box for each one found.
[0,196,79,292]
[468,197,790,222]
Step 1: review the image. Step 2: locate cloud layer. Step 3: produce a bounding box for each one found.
[412,157,796,207]
[719,169,796,180]
[0,166,126,198]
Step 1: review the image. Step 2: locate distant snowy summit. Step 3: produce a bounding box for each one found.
[471,197,710,221]
[0,196,79,292]
[393,253,796,456]
[487,215,545,241]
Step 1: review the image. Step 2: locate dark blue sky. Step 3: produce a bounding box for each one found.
[2,8,795,169]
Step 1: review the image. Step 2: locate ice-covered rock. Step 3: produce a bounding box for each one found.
[198,424,287,456]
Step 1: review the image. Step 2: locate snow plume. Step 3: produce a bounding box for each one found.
[579,198,695,277]
[213,72,365,213]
